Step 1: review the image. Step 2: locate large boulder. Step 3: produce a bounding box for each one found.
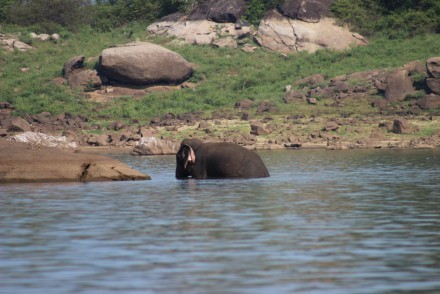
[0,140,151,183]
[279,0,334,23]
[99,42,193,85]
[384,68,415,101]
[256,10,366,54]
[188,0,246,23]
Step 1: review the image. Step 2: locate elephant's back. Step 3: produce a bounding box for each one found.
[200,142,270,178]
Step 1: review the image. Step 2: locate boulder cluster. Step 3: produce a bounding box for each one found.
[283,58,440,114]
[1,32,60,52]
[148,0,367,54]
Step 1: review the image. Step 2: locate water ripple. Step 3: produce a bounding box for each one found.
[1,150,440,293]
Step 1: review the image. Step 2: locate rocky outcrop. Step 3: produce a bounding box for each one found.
[147,19,252,46]
[147,0,365,55]
[0,140,150,183]
[256,10,366,54]
[188,0,246,23]
[61,56,102,91]
[99,42,193,85]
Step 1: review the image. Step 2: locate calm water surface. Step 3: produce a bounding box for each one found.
[1,149,440,294]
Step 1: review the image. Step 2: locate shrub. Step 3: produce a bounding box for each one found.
[243,0,284,26]
[0,0,14,22]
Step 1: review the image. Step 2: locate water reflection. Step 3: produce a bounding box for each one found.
[1,150,440,293]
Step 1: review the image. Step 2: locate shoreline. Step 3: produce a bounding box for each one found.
[3,112,440,155]
[74,139,439,156]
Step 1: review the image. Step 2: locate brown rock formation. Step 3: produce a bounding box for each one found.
[0,140,150,183]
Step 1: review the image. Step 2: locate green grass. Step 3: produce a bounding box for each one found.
[1,22,440,121]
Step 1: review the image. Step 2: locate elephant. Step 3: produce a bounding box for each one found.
[175,138,270,179]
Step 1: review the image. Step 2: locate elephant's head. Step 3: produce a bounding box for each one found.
[175,138,203,179]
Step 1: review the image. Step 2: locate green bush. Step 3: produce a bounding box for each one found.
[243,0,284,26]
[331,0,440,38]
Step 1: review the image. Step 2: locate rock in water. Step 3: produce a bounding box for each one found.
[0,140,151,183]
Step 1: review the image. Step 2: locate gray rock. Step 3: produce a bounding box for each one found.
[99,42,193,85]
[131,137,178,155]
[67,69,102,91]
[188,0,246,23]
[279,0,333,23]
[63,56,85,78]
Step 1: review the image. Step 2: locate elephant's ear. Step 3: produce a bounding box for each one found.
[183,145,196,169]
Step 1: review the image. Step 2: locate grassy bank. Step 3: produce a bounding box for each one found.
[1,23,440,123]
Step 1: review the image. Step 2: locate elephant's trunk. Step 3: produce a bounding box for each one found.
[183,145,196,169]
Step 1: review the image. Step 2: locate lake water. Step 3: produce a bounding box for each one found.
[1,149,440,294]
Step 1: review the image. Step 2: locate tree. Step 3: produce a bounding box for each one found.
[243,0,284,26]
[0,0,15,21]
[331,0,439,38]
[6,0,92,32]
